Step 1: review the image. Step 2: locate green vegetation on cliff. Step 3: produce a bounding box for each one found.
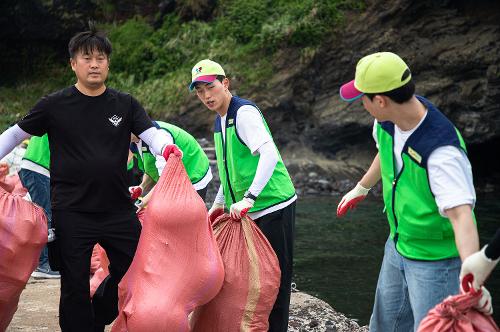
[0,0,362,129]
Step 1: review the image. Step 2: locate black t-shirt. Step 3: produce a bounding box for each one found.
[18,86,153,212]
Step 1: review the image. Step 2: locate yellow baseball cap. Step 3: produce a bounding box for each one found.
[189,59,226,91]
[339,52,411,102]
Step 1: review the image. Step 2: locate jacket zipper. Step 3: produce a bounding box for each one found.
[391,140,405,244]
[222,117,237,204]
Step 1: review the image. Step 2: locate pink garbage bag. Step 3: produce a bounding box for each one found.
[90,244,102,275]
[89,245,109,298]
[418,276,500,332]
[190,214,281,332]
[0,182,47,331]
[111,155,224,332]
[0,163,9,186]
[4,174,27,196]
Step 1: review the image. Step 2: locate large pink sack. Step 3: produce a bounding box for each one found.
[90,244,103,275]
[89,244,109,298]
[190,214,281,332]
[111,155,224,332]
[89,211,146,298]
[0,182,47,331]
[418,279,500,332]
[0,173,27,196]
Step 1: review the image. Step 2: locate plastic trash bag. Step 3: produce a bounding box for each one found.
[89,244,109,298]
[418,275,500,332]
[0,182,47,331]
[191,213,281,332]
[90,244,103,275]
[0,174,27,196]
[111,155,224,332]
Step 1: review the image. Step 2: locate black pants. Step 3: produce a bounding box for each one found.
[254,201,296,332]
[53,209,141,332]
[196,186,208,202]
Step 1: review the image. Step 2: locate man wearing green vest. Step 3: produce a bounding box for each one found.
[337,52,491,330]
[129,121,212,205]
[18,134,60,278]
[189,59,297,332]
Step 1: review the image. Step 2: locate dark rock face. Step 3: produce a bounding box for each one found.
[175,0,500,193]
[309,0,500,147]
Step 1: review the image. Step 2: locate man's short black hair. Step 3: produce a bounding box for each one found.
[215,75,226,83]
[68,23,112,58]
[365,79,415,104]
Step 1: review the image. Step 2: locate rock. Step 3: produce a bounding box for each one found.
[289,292,368,332]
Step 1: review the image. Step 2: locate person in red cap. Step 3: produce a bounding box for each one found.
[337,52,491,330]
[0,25,181,332]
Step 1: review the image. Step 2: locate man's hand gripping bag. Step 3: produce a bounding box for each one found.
[111,155,224,332]
[190,214,281,332]
[418,280,499,332]
[0,182,47,331]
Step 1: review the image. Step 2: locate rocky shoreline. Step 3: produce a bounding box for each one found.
[7,278,367,331]
[200,137,498,202]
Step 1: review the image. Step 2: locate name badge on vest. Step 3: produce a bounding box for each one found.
[407,147,422,164]
[228,119,234,125]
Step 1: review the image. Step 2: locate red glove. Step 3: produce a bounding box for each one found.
[461,274,493,315]
[337,183,370,217]
[162,144,182,161]
[129,186,143,201]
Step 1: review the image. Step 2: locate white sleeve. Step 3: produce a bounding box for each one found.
[372,119,379,149]
[236,105,272,155]
[247,141,279,197]
[427,146,476,217]
[139,127,173,156]
[214,184,225,205]
[0,125,31,160]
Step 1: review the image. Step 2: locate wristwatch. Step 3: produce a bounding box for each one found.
[244,191,257,202]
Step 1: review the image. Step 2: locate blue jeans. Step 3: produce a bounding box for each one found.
[19,168,52,269]
[369,237,461,332]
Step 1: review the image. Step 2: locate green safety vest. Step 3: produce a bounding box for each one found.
[134,121,210,184]
[214,96,295,212]
[377,96,473,260]
[23,134,50,170]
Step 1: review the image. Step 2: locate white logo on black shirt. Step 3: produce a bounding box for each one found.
[109,115,122,127]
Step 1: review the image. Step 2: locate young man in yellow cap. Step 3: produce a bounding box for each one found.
[337,52,491,330]
[189,59,297,332]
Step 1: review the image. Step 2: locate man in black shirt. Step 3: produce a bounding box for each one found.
[0,27,180,331]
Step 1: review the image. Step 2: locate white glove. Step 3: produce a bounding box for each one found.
[460,245,500,290]
[134,197,145,211]
[209,202,224,215]
[337,183,370,217]
[230,198,254,219]
[208,202,224,221]
[475,286,493,315]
